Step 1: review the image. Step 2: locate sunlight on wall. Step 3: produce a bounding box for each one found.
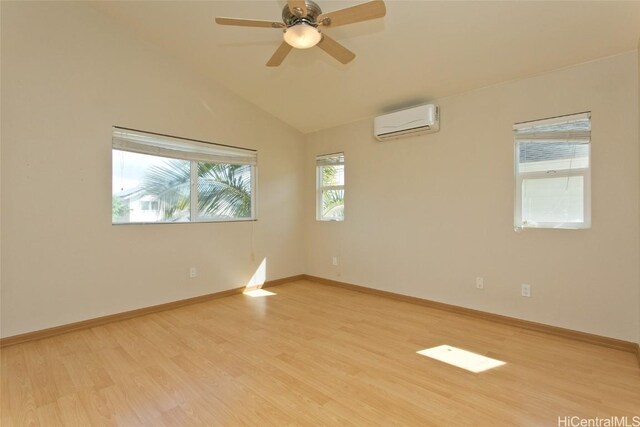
[245,258,267,291]
[417,345,506,373]
[243,258,276,298]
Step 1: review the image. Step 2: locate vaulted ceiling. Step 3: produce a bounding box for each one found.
[91,1,640,134]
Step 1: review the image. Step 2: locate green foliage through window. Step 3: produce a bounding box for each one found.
[316,153,344,221]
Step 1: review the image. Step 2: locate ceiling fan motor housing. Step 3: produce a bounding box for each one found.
[282,0,322,26]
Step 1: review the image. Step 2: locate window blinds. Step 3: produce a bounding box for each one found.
[513,112,591,142]
[112,127,257,166]
[514,112,590,170]
[316,153,344,166]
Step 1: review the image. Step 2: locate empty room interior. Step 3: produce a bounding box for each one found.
[1,1,640,425]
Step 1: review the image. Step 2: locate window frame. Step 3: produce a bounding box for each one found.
[112,127,257,225]
[513,112,591,230]
[316,152,345,222]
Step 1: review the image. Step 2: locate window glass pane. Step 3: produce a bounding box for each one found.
[518,142,589,173]
[316,152,344,221]
[521,176,584,225]
[321,164,344,187]
[113,128,256,224]
[112,150,190,223]
[197,163,252,220]
[321,189,344,220]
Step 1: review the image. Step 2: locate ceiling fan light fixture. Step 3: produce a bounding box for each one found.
[283,23,321,49]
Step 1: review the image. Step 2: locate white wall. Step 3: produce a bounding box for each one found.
[0,2,305,338]
[305,52,640,342]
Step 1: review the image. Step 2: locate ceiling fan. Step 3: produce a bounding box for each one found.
[215,0,386,67]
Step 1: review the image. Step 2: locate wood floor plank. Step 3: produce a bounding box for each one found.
[56,392,93,426]
[99,385,146,426]
[77,387,119,426]
[21,341,60,408]
[1,280,639,426]
[2,345,41,427]
[35,401,65,427]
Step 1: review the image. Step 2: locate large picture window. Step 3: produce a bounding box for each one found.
[514,112,591,230]
[112,127,256,224]
[316,153,344,221]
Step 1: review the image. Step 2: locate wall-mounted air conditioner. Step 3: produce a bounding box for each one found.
[374,104,440,141]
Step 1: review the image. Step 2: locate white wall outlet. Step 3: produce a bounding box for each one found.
[521,283,531,297]
[189,267,197,278]
[476,277,484,289]
[332,256,338,266]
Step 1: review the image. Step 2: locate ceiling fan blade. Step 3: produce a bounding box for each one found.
[287,0,307,17]
[318,0,386,27]
[316,34,356,64]
[215,17,285,29]
[266,42,294,67]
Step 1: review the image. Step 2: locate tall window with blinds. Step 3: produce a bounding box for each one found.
[316,153,345,221]
[513,112,591,229]
[112,127,256,224]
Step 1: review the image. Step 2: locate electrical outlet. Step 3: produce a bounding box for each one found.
[476,277,484,289]
[190,267,197,278]
[521,283,531,297]
[332,256,338,266]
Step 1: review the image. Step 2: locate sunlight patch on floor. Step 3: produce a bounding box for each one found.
[243,289,276,297]
[417,345,506,373]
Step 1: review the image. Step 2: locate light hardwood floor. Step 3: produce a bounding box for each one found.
[1,279,639,426]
